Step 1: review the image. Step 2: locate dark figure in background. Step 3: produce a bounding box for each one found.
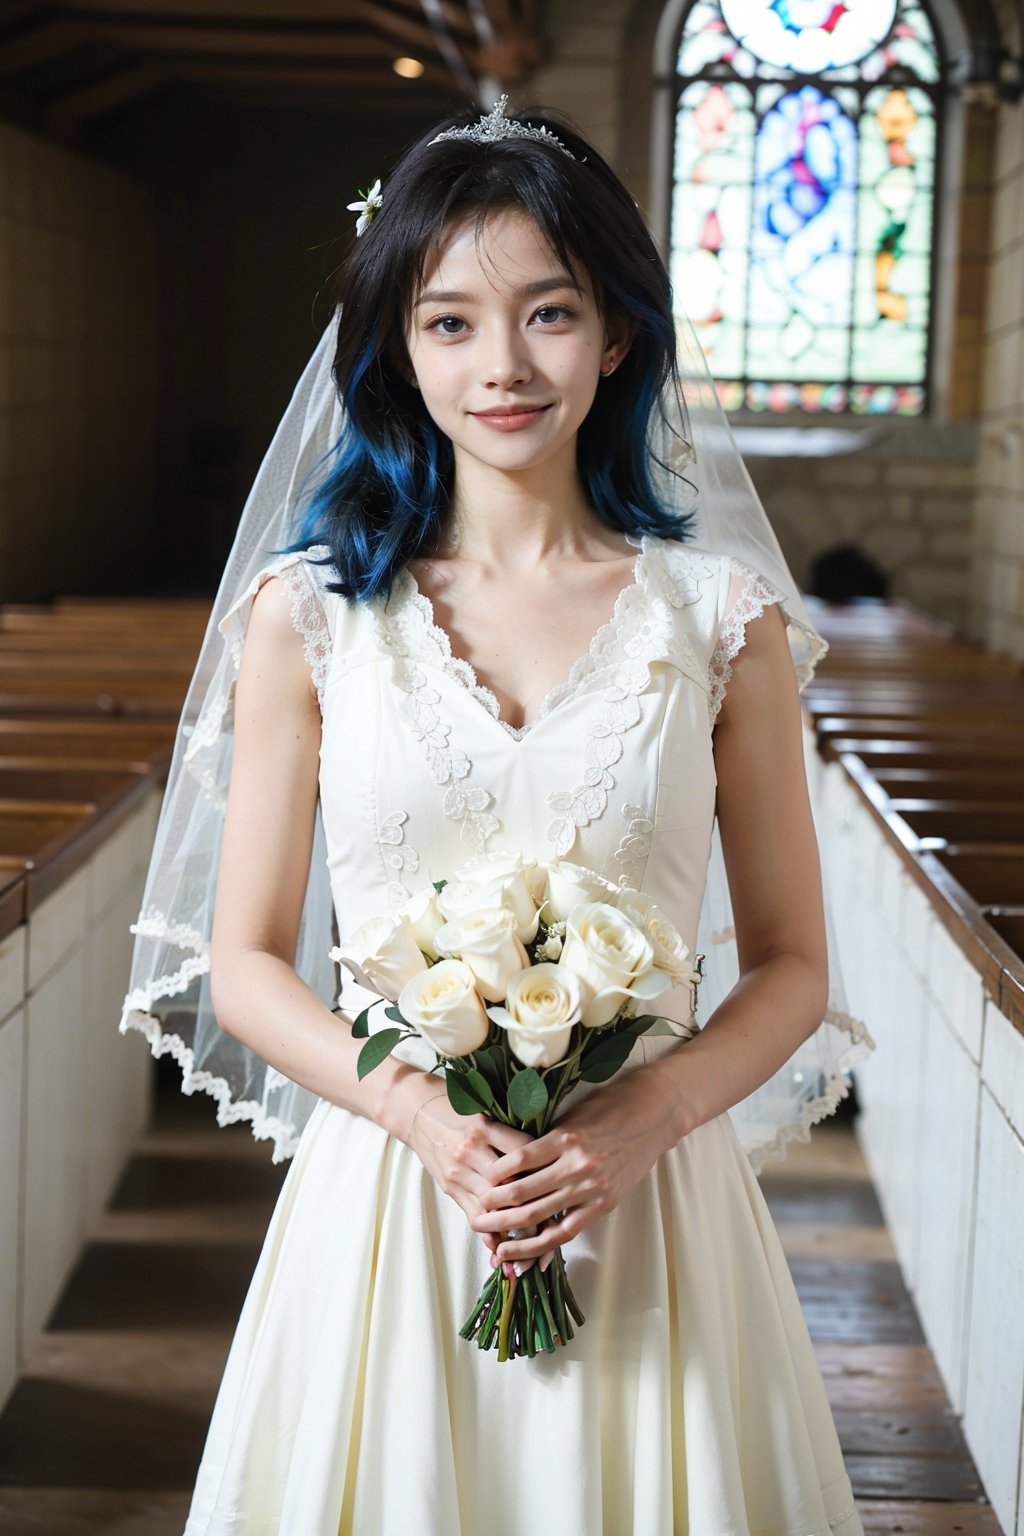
[812,542,890,602]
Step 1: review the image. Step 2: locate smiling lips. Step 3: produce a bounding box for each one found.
[470,403,552,432]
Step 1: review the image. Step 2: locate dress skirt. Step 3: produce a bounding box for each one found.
[182,1035,863,1536]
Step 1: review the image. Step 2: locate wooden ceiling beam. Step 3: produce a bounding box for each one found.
[45,58,171,132]
[211,81,455,114]
[42,49,450,131]
[0,2,49,25]
[93,21,394,61]
[470,0,545,80]
[163,56,454,90]
[35,0,470,24]
[357,1,479,66]
[0,16,94,77]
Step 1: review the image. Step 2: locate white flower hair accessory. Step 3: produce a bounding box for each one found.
[347,178,383,237]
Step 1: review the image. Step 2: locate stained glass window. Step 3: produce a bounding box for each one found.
[669,0,943,414]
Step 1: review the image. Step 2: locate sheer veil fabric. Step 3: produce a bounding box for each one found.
[119,303,875,1171]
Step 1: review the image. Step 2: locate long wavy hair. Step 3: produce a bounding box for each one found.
[290,103,698,603]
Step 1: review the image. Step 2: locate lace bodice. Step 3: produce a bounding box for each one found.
[220,536,789,1040]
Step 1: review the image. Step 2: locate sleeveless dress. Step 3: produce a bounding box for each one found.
[182,533,864,1536]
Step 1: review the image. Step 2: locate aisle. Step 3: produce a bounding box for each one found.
[0,1064,1001,1535]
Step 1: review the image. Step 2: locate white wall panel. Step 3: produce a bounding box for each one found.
[964,1083,1024,1535]
[22,944,88,1346]
[0,1008,24,1408]
[915,1007,980,1412]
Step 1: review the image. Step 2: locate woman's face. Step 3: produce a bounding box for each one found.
[403,207,623,483]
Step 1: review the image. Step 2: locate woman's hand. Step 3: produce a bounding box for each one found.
[475,1064,680,1268]
[407,1094,539,1275]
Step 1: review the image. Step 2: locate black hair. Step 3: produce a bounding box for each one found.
[291,102,697,602]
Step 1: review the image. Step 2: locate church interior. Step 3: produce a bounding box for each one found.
[0,0,1022,1530]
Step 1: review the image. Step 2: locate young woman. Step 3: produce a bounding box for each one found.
[126,97,871,1535]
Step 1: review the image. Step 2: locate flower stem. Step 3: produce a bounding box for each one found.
[497,1275,518,1362]
[532,1266,561,1348]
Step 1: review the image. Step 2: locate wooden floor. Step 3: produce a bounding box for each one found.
[0,1064,1002,1535]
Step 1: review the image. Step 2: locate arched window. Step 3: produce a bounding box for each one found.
[669,0,944,414]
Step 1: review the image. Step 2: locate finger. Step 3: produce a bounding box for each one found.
[482,1120,536,1157]
[479,1164,565,1210]
[475,1187,577,1235]
[496,1211,580,1261]
[487,1137,559,1184]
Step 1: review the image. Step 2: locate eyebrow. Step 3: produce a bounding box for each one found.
[415,276,581,307]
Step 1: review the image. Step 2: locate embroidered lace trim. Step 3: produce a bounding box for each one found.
[707,556,785,727]
[379,808,421,910]
[543,541,715,858]
[394,533,644,740]
[369,589,502,850]
[120,1003,303,1164]
[119,908,301,1163]
[743,1004,878,1174]
[613,802,654,889]
[545,666,656,858]
[277,556,334,704]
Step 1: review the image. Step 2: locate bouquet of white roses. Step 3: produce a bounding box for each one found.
[331,852,704,1363]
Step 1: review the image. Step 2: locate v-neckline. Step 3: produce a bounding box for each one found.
[395,532,651,741]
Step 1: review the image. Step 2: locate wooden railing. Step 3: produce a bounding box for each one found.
[800,591,1024,1536]
[0,596,207,1412]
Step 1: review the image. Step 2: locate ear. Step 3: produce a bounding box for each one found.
[600,314,635,376]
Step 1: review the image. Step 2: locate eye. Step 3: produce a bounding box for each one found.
[533,305,574,324]
[424,314,466,336]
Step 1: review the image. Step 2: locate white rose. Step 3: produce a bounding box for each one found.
[489,962,582,1069]
[433,907,530,1003]
[543,860,619,924]
[558,901,671,1027]
[330,913,427,1002]
[614,888,699,986]
[397,885,446,961]
[452,850,542,942]
[398,960,490,1056]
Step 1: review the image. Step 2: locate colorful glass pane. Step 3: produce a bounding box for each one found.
[720,0,898,72]
[671,0,940,414]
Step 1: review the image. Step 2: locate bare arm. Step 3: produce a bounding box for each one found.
[209,574,441,1144]
[647,596,830,1143]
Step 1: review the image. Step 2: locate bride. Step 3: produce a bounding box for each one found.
[123,96,871,1534]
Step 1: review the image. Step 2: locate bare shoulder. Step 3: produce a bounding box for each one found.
[238,572,318,707]
[714,594,796,736]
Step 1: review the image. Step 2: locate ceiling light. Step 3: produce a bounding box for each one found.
[392,56,425,79]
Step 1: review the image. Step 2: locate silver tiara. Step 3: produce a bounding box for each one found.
[428,94,575,159]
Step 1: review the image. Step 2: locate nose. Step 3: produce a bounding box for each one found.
[480,322,531,389]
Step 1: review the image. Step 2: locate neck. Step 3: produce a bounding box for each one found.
[441,442,610,571]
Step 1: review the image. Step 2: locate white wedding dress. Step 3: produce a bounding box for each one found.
[182,532,864,1535]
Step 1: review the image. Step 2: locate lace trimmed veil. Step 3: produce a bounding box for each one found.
[119,303,875,1171]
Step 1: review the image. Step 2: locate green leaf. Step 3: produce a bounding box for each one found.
[463,1069,495,1109]
[350,1005,372,1039]
[432,879,448,894]
[625,1012,660,1035]
[383,1005,406,1025]
[579,1031,636,1083]
[356,1028,403,1080]
[471,1045,505,1095]
[447,1073,488,1116]
[508,1068,549,1123]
